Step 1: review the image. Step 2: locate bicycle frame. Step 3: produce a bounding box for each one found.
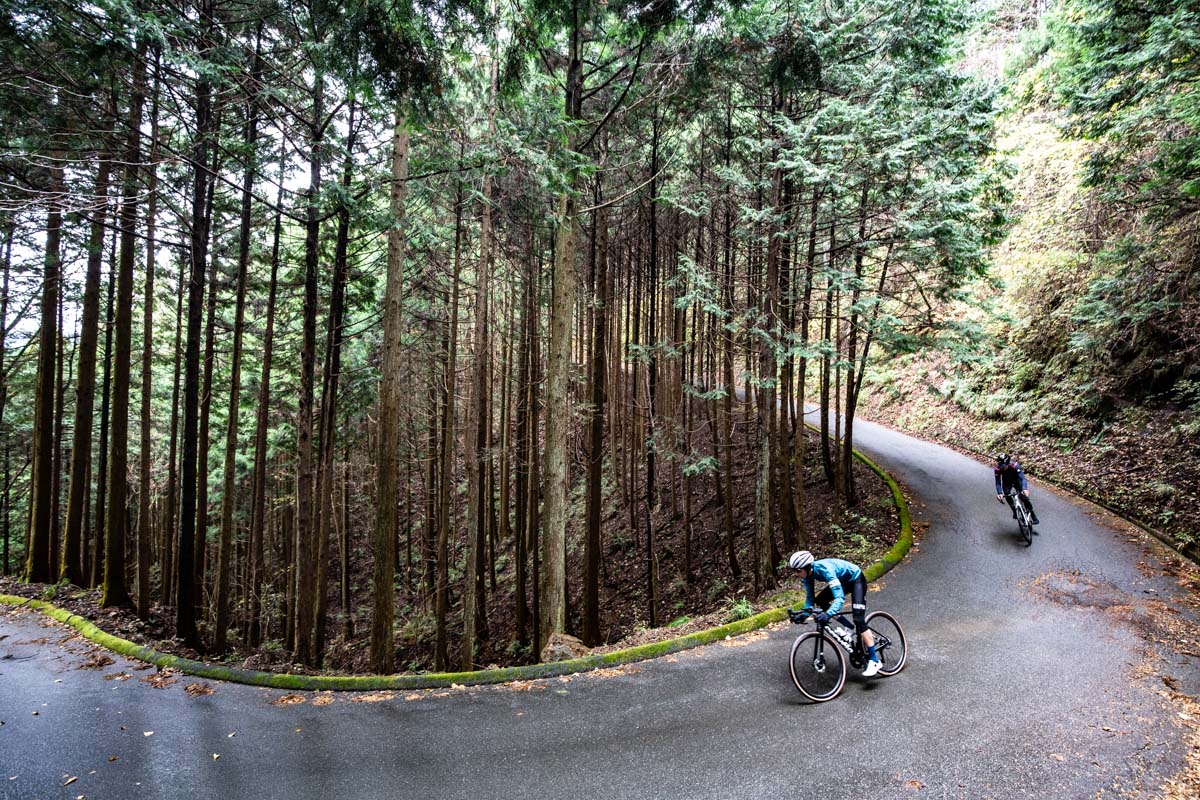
[1007,487,1033,544]
[817,615,867,664]
[824,614,900,663]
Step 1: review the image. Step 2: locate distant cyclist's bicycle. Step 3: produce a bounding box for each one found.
[787,609,907,702]
[1007,486,1035,546]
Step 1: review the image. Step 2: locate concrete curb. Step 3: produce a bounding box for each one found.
[0,450,912,692]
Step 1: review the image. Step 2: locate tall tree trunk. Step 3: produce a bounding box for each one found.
[370,101,410,674]
[840,182,870,508]
[50,285,66,581]
[642,111,660,628]
[720,104,740,577]
[247,145,286,647]
[793,187,821,549]
[293,72,324,666]
[92,230,118,590]
[435,171,465,672]
[177,2,214,646]
[136,62,160,617]
[162,253,184,602]
[63,157,111,586]
[25,158,64,584]
[194,167,220,613]
[462,42,498,670]
[540,14,583,652]
[313,93,356,665]
[583,137,609,647]
[340,452,352,639]
[215,43,262,652]
[102,34,149,608]
[0,220,10,575]
[513,233,534,648]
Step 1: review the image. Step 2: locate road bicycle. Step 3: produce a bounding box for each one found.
[787,608,907,702]
[1007,486,1035,546]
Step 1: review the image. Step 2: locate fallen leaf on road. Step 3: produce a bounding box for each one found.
[108,757,118,762]
[1051,754,1065,762]
[212,754,220,761]
[294,727,302,733]
[31,711,38,716]
[63,776,77,786]
[227,732,236,738]
[184,683,213,697]
[404,693,422,701]
[104,672,133,681]
[350,692,394,703]
[143,731,153,737]
[904,779,924,790]
[270,694,306,706]
[312,695,333,707]
[591,667,642,679]
[80,653,114,670]
[140,670,178,690]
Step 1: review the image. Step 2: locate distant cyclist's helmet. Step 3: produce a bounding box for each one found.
[996,453,1011,468]
[788,550,814,571]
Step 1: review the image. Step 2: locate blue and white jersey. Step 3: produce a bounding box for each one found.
[802,558,863,615]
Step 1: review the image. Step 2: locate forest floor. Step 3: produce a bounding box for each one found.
[860,369,1200,561]
[0,416,900,676]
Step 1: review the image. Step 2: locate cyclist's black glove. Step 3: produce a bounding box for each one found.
[788,609,809,624]
[813,611,831,624]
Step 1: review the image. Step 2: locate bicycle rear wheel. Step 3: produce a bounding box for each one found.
[865,611,907,676]
[790,632,846,702]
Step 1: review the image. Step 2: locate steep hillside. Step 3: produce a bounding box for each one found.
[863,0,1200,555]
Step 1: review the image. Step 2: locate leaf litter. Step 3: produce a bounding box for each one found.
[350,692,394,704]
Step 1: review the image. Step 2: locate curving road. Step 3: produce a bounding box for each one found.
[3,418,1199,800]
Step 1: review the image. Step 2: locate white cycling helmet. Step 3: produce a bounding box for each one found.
[788,550,814,570]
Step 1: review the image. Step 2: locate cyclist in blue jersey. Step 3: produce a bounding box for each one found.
[994,453,1039,526]
[786,551,882,677]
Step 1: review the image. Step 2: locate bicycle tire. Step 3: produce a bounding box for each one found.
[865,611,907,676]
[789,631,846,702]
[1019,508,1032,546]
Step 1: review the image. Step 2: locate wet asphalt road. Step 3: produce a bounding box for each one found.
[2,416,1198,800]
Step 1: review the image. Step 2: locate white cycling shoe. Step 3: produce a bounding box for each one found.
[862,659,882,678]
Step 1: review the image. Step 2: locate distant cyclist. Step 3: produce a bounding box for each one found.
[994,453,1039,526]
[786,551,882,677]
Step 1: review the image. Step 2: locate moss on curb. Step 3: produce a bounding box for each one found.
[851,449,914,583]
[0,448,911,691]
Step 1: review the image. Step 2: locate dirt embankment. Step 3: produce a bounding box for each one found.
[859,385,1200,561]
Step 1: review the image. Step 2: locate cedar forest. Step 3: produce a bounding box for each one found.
[0,0,1195,674]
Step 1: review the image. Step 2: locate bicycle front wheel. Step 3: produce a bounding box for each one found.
[1019,510,1033,546]
[790,632,846,702]
[865,611,907,676]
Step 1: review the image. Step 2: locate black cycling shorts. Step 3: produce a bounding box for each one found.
[815,575,868,632]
